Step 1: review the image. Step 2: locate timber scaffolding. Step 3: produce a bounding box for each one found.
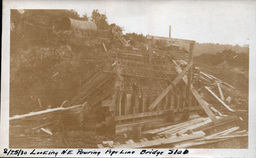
[9,26,248,148]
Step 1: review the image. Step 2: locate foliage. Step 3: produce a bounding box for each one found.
[192,42,249,56]
[195,49,249,69]
[125,33,147,43]
[91,9,109,29]
[10,9,103,115]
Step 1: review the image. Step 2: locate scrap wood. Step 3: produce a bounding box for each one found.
[174,137,229,148]
[142,116,204,135]
[216,81,225,101]
[113,131,205,148]
[174,131,247,148]
[32,121,56,130]
[205,86,235,112]
[200,71,214,81]
[155,117,209,135]
[193,115,236,129]
[204,134,247,140]
[204,72,235,89]
[210,106,223,116]
[102,43,107,52]
[169,118,213,136]
[204,126,240,139]
[40,128,53,135]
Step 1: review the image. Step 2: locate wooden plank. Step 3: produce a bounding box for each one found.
[173,60,219,125]
[115,118,164,134]
[205,86,235,112]
[10,103,85,121]
[143,116,205,135]
[157,118,209,135]
[216,82,225,101]
[115,110,166,121]
[148,61,193,111]
[205,126,240,139]
[114,131,205,148]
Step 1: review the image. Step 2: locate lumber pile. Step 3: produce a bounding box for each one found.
[97,114,247,148]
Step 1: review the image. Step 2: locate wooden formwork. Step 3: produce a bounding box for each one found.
[100,36,208,135]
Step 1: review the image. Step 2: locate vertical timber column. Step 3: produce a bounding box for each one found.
[142,93,146,112]
[147,36,154,108]
[118,91,123,124]
[115,86,120,116]
[169,25,171,38]
[135,93,140,113]
[126,93,132,115]
[186,42,195,107]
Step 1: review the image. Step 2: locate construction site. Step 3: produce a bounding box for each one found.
[9,10,249,148]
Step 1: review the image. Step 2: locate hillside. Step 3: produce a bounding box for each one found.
[194,49,249,95]
[192,43,248,56]
[10,10,111,115]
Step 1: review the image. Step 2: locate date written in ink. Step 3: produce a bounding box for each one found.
[3,148,27,156]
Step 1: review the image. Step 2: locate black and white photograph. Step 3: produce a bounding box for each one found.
[1,0,256,157]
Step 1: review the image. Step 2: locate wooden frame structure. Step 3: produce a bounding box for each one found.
[101,34,219,135]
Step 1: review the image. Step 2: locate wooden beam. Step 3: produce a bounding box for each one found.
[10,103,86,121]
[205,86,235,112]
[216,82,225,101]
[148,61,193,111]
[173,60,219,125]
[146,35,195,44]
[115,110,166,121]
[152,61,181,94]
[186,42,195,107]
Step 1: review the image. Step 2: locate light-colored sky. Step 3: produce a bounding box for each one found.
[74,1,256,46]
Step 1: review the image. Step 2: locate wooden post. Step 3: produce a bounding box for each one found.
[121,93,126,115]
[170,93,174,109]
[169,25,171,38]
[126,94,132,115]
[142,93,146,112]
[135,94,140,113]
[148,37,153,105]
[116,87,121,116]
[186,42,195,108]
[118,91,123,124]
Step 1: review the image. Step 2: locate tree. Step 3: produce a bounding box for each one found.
[91,9,108,29]
[82,13,89,21]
